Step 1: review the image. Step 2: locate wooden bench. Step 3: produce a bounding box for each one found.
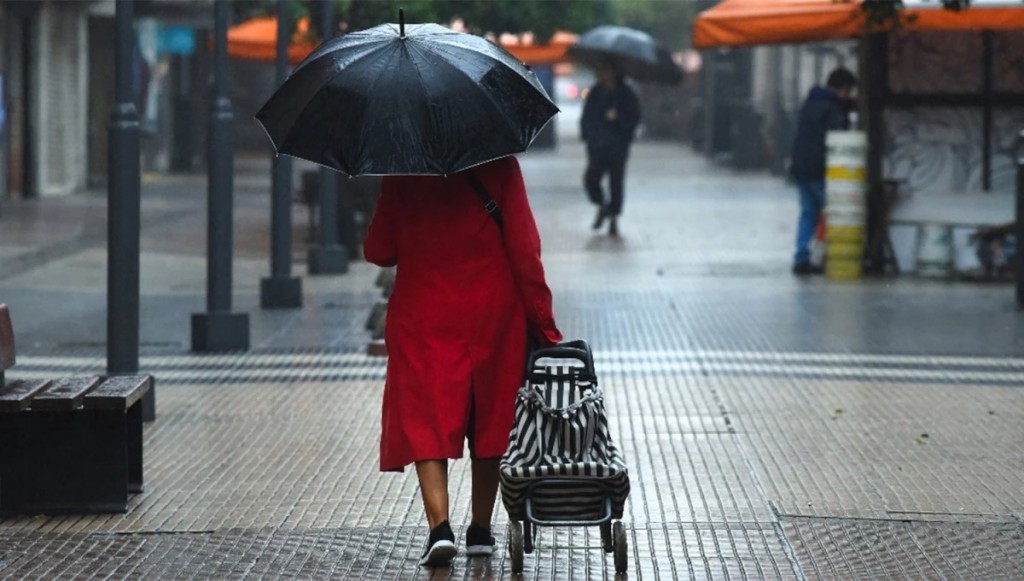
[0,304,152,516]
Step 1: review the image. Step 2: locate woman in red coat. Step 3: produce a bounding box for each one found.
[363,155,563,567]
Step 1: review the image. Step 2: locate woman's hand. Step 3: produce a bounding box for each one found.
[531,324,564,347]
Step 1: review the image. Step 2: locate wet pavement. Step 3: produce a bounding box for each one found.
[1,127,1024,579]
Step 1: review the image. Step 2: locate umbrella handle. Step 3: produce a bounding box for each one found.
[399,8,405,39]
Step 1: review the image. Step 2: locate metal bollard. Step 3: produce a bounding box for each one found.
[367,267,394,356]
[1015,129,1024,308]
[191,0,250,352]
[307,0,349,275]
[260,0,303,309]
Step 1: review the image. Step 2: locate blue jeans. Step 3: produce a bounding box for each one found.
[794,179,825,266]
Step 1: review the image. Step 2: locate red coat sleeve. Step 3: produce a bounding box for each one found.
[363,177,398,267]
[494,157,563,346]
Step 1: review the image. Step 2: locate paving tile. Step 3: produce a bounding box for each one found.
[716,375,1024,521]
[0,523,798,580]
[782,519,1024,580]
[5,139,1024,578]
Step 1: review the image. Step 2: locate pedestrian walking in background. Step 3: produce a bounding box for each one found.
[581,66,641,237]
[364,156,563,567]
[789,67,857,275]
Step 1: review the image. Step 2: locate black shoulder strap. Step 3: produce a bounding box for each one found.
[465,169,504,231]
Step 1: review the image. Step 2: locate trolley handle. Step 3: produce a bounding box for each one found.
[525,339,596,381]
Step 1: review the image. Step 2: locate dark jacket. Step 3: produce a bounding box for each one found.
[789,86,850,181]
[580,82,640,158]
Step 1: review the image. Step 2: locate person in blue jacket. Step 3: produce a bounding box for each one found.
[581,66,640,237]
[789,67,857,275]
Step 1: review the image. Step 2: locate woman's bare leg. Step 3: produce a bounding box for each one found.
[471,458,501,528]
[416,460,449,529]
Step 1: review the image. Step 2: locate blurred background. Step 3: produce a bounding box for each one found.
[2,0,1023,278]
[0,0,703,195]
[3,0,1021,188]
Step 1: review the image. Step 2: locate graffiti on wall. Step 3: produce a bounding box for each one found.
[993,32,1024,93]
[884,30,1024,195]
[992,109,1024,193]
[888,30,982,95]
[884,108,983,194]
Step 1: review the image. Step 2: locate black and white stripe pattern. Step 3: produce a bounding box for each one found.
[500,365,630,522]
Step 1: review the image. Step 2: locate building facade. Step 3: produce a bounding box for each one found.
[3,0,92,198]
[1,0,207,200]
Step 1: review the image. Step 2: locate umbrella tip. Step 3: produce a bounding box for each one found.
[399,8,405,39]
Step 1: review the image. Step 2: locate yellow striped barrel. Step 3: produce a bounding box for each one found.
[824,131,866,281]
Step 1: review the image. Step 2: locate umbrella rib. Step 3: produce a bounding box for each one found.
[277,40,398,155]
[406,39,526,148]
[350,42,411,173]
[263,38,394,141]
[428,33,524,72]
[293,24,401,73]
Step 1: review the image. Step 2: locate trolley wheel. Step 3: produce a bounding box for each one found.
[613,521,628,574]
[508,521,525,574]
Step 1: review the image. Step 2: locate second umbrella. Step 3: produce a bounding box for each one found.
[568,26,682,85]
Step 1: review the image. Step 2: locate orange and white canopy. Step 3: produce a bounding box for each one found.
[692,0,1024,49]
[228,16,577,66]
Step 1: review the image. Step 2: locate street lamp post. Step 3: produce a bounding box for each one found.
[260,0,303,308]
[307,0,349,275]
[191,0,250,351]
[1016,129,1024,308]
[108,0,154,421]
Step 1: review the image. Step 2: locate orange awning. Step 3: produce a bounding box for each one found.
[693,0,1024,49]
[504,30,577,65]
[229,16,576,67]
[228,16,316,66]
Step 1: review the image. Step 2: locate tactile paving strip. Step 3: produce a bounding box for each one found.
[782,518,1024,580]
[12,345,1024,386]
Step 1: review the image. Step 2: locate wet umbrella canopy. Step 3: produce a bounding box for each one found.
[568,26,683,85]
[255,12,559,176]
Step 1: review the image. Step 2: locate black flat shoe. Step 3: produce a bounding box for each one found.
[792,263,824,276]
[419,520,457,567]
[608,218,619,237]
[465,523,495,557]
[592,206,609,230]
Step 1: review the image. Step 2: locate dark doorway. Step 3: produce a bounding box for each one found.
[87,16,116,187]
[4,7,35,198]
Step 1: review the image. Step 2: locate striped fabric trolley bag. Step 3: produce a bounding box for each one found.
[499,340,630,574]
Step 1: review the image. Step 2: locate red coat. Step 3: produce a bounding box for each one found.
[364,156,562,472]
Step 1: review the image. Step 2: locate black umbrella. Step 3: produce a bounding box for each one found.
[568,26,683,85]
[255,12,559,176]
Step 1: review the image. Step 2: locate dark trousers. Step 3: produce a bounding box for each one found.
[584,152,628,217]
